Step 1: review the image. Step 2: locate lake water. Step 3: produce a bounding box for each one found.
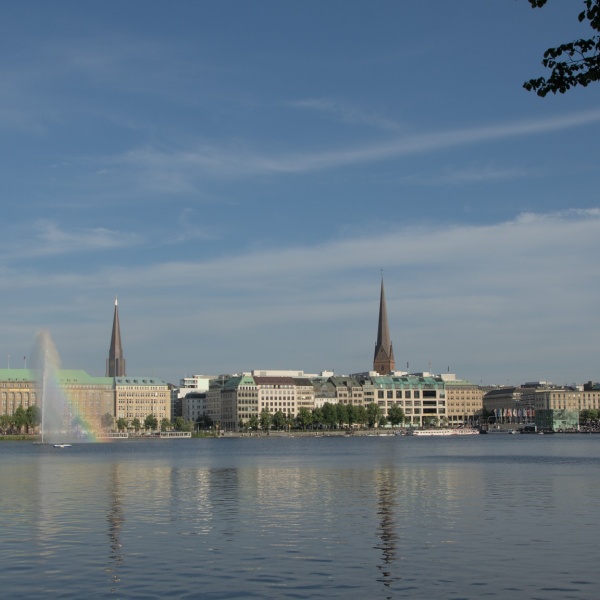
[1,435,600,599]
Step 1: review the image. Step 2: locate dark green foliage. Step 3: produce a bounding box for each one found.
[13,406,27,432]
[387,403,405,427]
[272,410,287,430]
[365,403,382,428]
[259,409,272,431]
[144,413,158,431]
[524,0,600,96]
[296,407,312,430]
[26,405,40,430]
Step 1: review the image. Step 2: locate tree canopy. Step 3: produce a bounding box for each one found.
[144,413,158,431]
[524,0,600,96]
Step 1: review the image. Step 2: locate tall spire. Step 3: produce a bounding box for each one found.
[106,297,126,377]
[373,277,395,374]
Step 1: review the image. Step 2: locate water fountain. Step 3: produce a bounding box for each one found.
[31,330,71,445]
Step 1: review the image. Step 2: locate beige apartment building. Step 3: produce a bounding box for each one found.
[59,370,114,430]
[114,376,170,425]
[369,373,447,427]
[217,374,317,430]
[329,376,366,406]
[443,375,483,425]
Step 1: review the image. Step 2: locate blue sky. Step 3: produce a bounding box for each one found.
[1,1,599,386]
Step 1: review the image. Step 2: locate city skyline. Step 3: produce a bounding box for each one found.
[1,2,599,385]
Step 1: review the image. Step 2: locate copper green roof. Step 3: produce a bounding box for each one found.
[114,376,166,386]
[371,374,444,388]
[0,368,112,385]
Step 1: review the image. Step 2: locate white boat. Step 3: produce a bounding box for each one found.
[453,428,480,435]
[53,443,72,448]
[407,428,479,436]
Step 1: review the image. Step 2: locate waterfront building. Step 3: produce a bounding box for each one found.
[295,378,316,413]
[312,377,337,409]
[0,368,113,432]
[56,370,114,431]
[181,392,207,423]
[373,278,395,374]
[582,381,600,409]
[368,373,447,427]
[106,298,126,377]
[114,376,170,424]
[205,378,225,428]
[217,374,317,430]
[483,386,529,421]
[536,409,579,431]
[329,376,366,406]
[173,374,214,419]
[221,374,257,430]
[0,369,37,415]
[442,374,483,426]
[254,376,302,419]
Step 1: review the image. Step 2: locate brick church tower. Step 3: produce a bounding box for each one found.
[106,297,126,377]
[373,278,395,375]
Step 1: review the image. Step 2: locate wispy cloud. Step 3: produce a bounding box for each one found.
[113,109,600,181]
[403,163,542,185]
[289,97,406,132]
[3,209,600,382]
[165,208,221,244]
[3,220,141,259]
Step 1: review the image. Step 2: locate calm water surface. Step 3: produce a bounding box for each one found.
[1,435,600,599]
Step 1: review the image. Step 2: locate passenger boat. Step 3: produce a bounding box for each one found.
[53,443,72,448]
[407,428,479,436]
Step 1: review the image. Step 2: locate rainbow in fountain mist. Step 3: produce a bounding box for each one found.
[31,330,98,443]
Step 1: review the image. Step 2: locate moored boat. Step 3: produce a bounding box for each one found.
[407,428,479,436]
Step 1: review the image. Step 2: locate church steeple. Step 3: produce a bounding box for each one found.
[106,297,126,377]
[373,277,395,375]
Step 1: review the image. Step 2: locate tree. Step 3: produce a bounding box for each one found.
[296,407,312,430]
[259,409,272,432]
[174,416,185,431]
[366,403,383,428]
[272,410,286,430]
[13,406,27,433]
[161,418,172,431]
[312,407,323,430]
[346,404,356,428]
[387,404,405,427]
[247,415,259,431]
[131,417,141,432]
[116,417,128,432]
[336,403,348,429]
[101,413,114,430]
[321,402,337,429]
[285,412,295,431]
[0,414,15,434]
[524,0,600,96]
[25,405,41,433]
[196,413,213,429]
[144,414,158,431]
[354,405,368,428]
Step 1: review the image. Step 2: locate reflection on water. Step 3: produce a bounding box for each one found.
[1,436,600,598]
[107,463,124,591]
[374,469,400,591]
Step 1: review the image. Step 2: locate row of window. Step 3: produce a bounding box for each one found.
[377,390,446,400]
